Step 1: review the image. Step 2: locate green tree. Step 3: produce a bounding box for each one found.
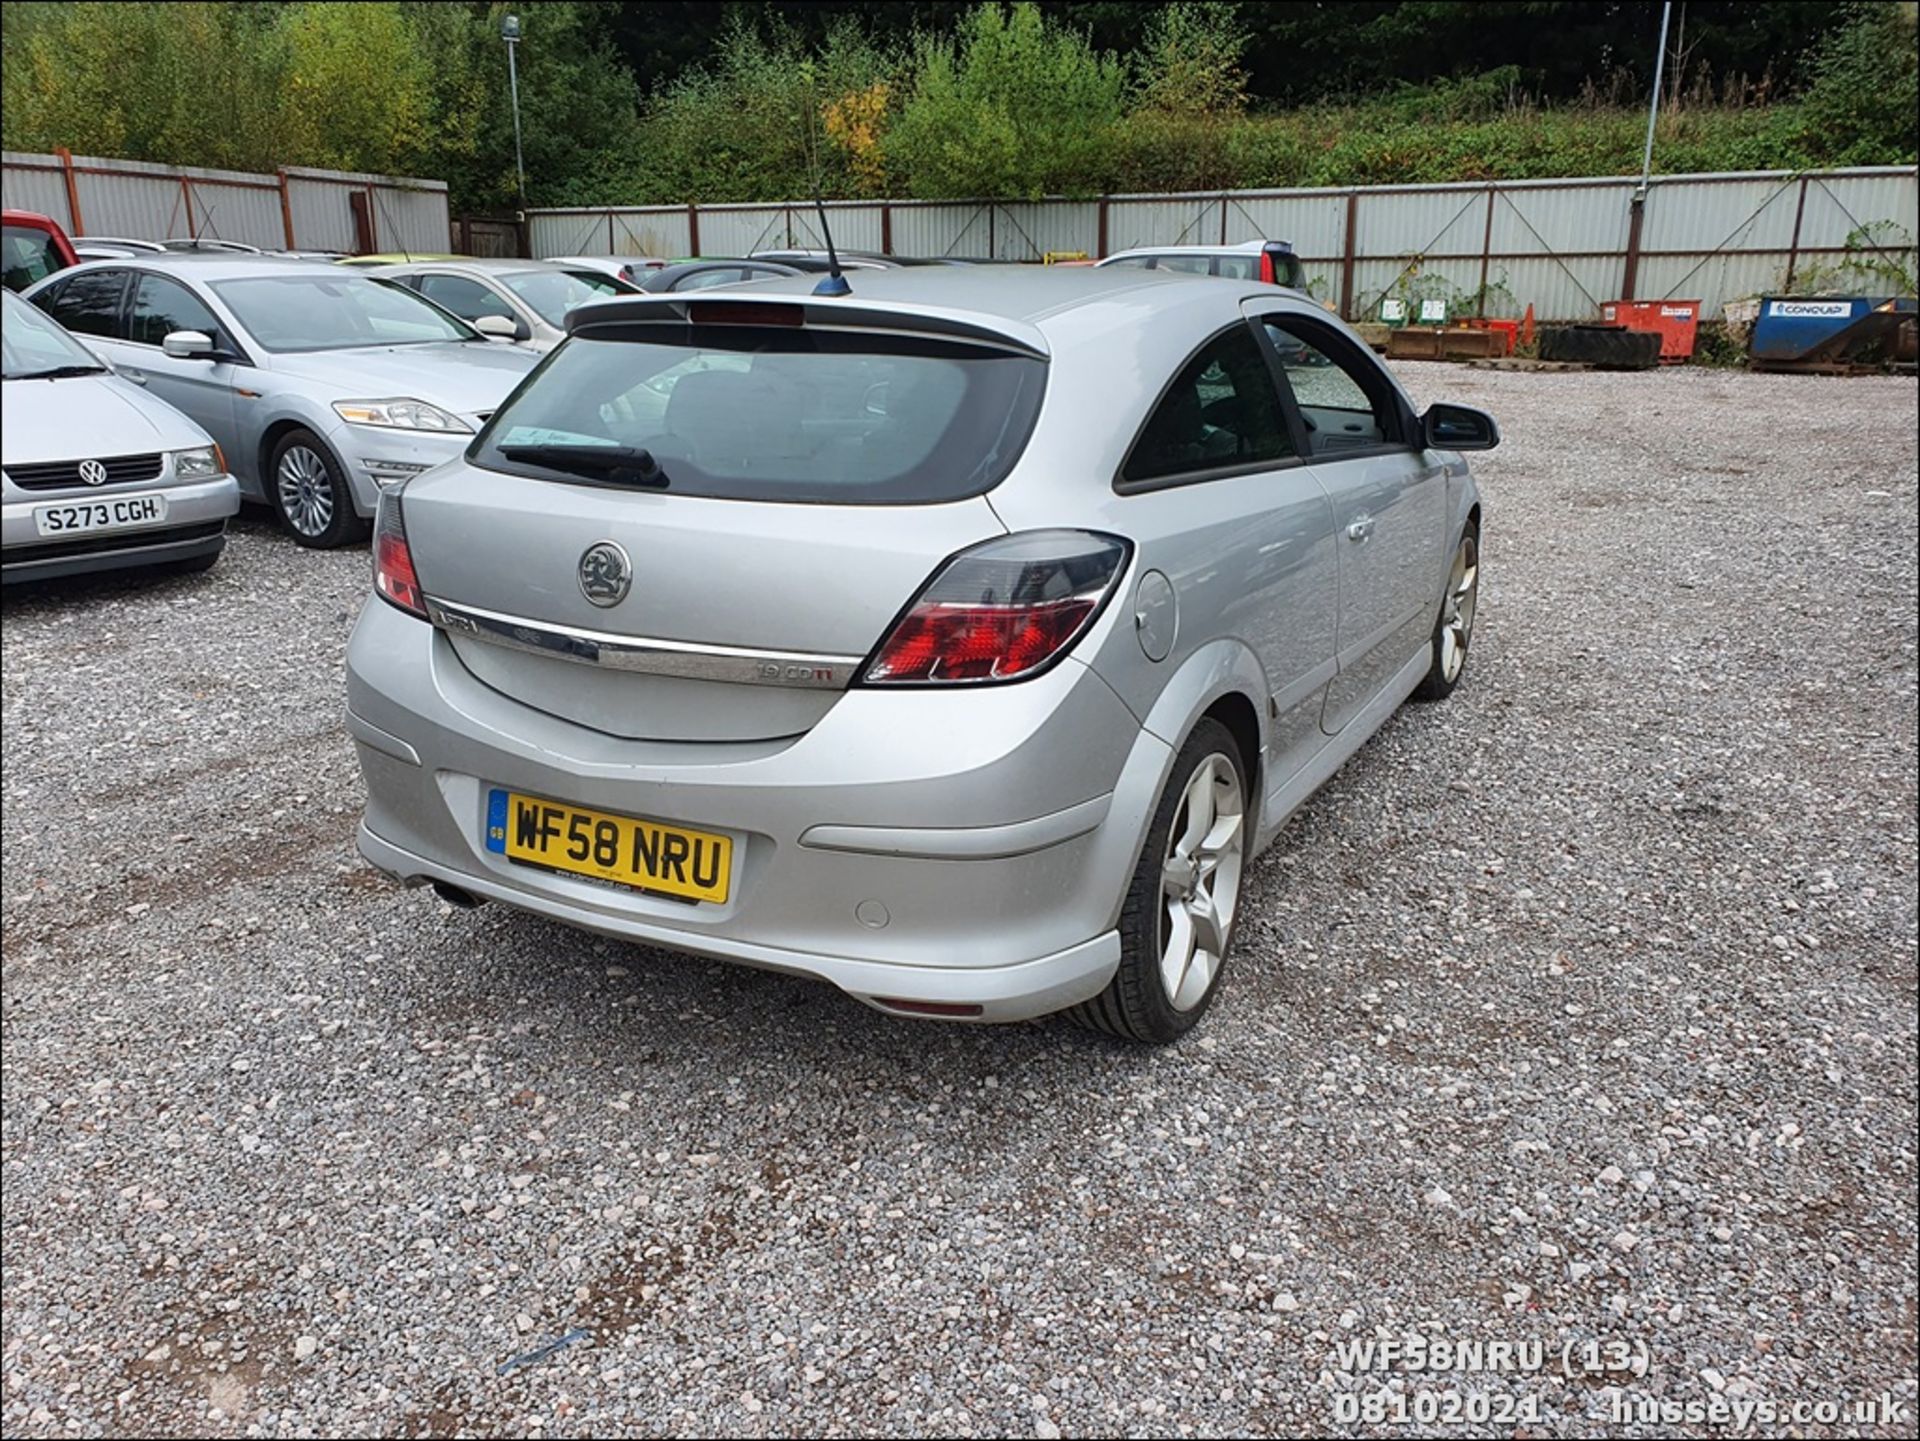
[1795,0,1919,166]
[886,2,1127,198]
[279,2,433,175]
[1118,1,1249,191]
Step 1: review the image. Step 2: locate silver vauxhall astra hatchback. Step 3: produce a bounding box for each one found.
[346,266,1497,1042]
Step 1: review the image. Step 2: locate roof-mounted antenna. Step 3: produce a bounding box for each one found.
[811,189,850,297]
[801,71,850,298]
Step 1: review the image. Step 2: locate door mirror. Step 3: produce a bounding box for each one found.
[162,329,216,360]
[473,313,526,342]
[1422,402,1499,451]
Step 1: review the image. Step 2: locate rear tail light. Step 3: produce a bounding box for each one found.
[861,530,1130,686]
[1259,249,1275,284]
[373,489,427,618]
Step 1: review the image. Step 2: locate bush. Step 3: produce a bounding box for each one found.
[886,3,1126,200]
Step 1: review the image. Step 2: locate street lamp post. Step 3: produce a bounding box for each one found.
[502,13,526,209]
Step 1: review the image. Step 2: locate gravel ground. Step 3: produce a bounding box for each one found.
[3,364,1916,1439]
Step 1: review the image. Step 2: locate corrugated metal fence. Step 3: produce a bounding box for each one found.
[526,166,1917,321]
[2,149,451,255]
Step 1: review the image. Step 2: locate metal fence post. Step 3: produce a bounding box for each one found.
[277,170,296,248]
[181,176,197,238]
[1477,185,1496,315]
[1097,196,1109,259]
[1784,176,1811,291]
[1621,190,1646,301]
[1339,191,1359,320]
[687,203,700,256]
[55,147,84,234]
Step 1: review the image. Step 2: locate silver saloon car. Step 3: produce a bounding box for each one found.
[23,256,541,547]
[2,289,239,583]
[346,267,1495,1042]
[370,258,637,352]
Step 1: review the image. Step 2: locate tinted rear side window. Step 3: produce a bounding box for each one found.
[39,269,127,339]
[1122,324,1295,484]
[472,325,1047,505]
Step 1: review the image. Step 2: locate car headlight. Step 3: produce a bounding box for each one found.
[332,398,473,433]
[172,445,222,479]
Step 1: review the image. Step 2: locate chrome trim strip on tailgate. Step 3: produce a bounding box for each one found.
[424,596,863,691]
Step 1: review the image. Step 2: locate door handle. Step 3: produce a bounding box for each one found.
[1346,517,1374,543]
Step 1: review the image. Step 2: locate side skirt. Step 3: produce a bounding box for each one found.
[1253,641,1430,856]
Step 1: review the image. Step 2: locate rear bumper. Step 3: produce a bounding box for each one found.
[360,823,1120,1022]
[1,474,239,582]
[345,596,1172,1022]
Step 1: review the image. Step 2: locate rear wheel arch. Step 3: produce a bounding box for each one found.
[1201,690,1263,810]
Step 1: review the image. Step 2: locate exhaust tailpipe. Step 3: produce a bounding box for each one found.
[432,880,485,911]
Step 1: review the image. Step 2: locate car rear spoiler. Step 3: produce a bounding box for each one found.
[565,292,1050,360]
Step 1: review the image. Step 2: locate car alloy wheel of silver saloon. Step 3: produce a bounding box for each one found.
[276,445,335,538]
[1159,751,1245,1011]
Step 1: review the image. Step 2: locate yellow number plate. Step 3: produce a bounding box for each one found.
[485,789,732,904]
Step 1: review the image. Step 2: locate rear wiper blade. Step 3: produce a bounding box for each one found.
[7,364,108,380]
[497,443,669,487]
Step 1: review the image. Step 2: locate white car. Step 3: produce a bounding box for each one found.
[547,255,667,287]
[2,289,239,583]
[1098,239,1305,289]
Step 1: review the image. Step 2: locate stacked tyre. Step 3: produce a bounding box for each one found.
[1539,325,1662,370]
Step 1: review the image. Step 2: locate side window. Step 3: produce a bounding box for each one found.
[1102,255,1153,270]
[2,225,62,292]
[129,274,225,348]
[42,269,127,339]
[416,274,512,323]
[1263,322,1397,455]
[1213,254,1258,280]
[1122,324,1296,485]
[1153,254,1212,275]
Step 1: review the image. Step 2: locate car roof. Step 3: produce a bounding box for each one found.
[46,253,375,282]
[376,257,588,276]
[577,263,1314,359]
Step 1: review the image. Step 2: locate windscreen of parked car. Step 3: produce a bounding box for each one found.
[2,289,107,378]
[496,269,629,327]
[472,325,1047,504]
[3,224,67,293]
[208,274,477,351]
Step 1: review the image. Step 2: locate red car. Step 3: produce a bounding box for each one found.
[2,209,79,293]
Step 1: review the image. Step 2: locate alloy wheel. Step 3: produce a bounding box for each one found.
[1439,533,1479,682]
[276,446,335,537]
[1158,752,1245,1011]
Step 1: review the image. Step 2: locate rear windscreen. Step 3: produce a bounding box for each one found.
[469,324,1047,504]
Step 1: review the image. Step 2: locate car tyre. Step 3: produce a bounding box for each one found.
[1412,524,1479,702]
[268,428,363,548]
[1068,717,1247,1044]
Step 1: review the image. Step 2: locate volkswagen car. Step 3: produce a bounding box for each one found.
[2,289,239,583]
[23,255,541,547]
[345,267,1495,1042]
